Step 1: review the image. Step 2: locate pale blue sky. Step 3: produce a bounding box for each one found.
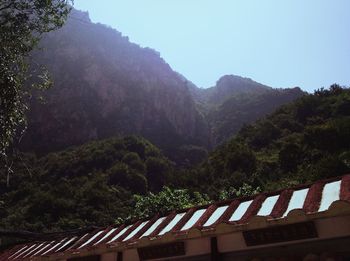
[74,0,350,91]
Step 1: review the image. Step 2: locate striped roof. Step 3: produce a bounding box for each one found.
[1,175,350,260]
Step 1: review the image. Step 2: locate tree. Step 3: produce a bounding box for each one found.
[125,187,211,221]
[0,0,72,162]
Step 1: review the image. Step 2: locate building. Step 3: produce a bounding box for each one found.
[1,175,350,260]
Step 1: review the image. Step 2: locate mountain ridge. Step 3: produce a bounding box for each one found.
[22,9,304,159]
[22,10,209,157]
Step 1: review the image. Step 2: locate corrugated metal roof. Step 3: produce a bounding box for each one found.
[1,174,350,260]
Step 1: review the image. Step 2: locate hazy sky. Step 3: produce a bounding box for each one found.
[74,0,350,91]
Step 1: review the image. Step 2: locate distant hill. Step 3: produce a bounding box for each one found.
[190,75,305,146]
[22,10,209,156]
[181,85,350,195]
[190,75,272,105]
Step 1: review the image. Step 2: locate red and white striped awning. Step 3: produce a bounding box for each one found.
[1,175,350,260]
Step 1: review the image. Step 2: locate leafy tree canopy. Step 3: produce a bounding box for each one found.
[0,0,71,160]
[188,85,350,194]
[124,186,211,222]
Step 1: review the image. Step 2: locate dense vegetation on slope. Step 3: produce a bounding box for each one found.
[179,85,350,196]
[207,87,304,145]
[0,136,177,231]
[1,85,348,241]
[190,75,305,146]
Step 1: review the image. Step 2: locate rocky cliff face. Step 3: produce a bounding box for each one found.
[22,10,209,154]
[21,10,304,156]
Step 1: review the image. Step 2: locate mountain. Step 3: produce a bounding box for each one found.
[190,75,272,105]
[21,10,304,160]
[21,10,209,156]
[179,85,350,196]
[190,75,305,146]
[2,85,348,233]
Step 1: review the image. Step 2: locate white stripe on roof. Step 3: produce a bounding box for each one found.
[22,243,45,258]
[94,228,117,245]
[319,180,341,212]
[108,225,132,243]
[13,244,37,259]
[283,188,309,217]
[72,233,89,248]
[203,205,228,227]
[181,209,206,231]
[55,237,77,252]
[79,231,104,249]
[8,245,28,259]
[140,217,166,238]
[159,213,186,235]
[31,241,55,257]
[229,200,253,222]
[257,195,279,216]
[123,221,149,241]
[41,238,67,256]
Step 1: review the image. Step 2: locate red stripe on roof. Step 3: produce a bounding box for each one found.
[0,244,24,261]
[41,238,69,256]
[341,174,350,202]
[95,225,125,246]
[270,189,293,218]
[75,230,103,249]
[172,208,196,232]
[239,194,266,223]
[31,241,55,257]
[65,233,91,251]
[193,205,217,229]
[130,215,159,241]
[115,221,142,243]
[212,200,240,227]
[148,211,177,237]
[12,243,36,259]
[84,228,111,248]
[303,181,325,213]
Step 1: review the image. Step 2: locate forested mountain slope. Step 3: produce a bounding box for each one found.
[190,75,305,146]
[1,86,348,236]
[0,136,175,231]
[176,85,350,196]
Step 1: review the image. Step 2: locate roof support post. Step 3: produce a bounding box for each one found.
[210,237,222,261]
[117,251,123,261]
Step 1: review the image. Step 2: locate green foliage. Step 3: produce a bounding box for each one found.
[172,145,208,168]
[189,85,350,194]
[0,136,173,231]
[191,74,304,146]
[145,157,170,191]
[218,183,261,201]
[2,85,350,238]
[126,187,211,221]
[0,0,71,157]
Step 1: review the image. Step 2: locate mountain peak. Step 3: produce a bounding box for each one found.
[216,74,270,92]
